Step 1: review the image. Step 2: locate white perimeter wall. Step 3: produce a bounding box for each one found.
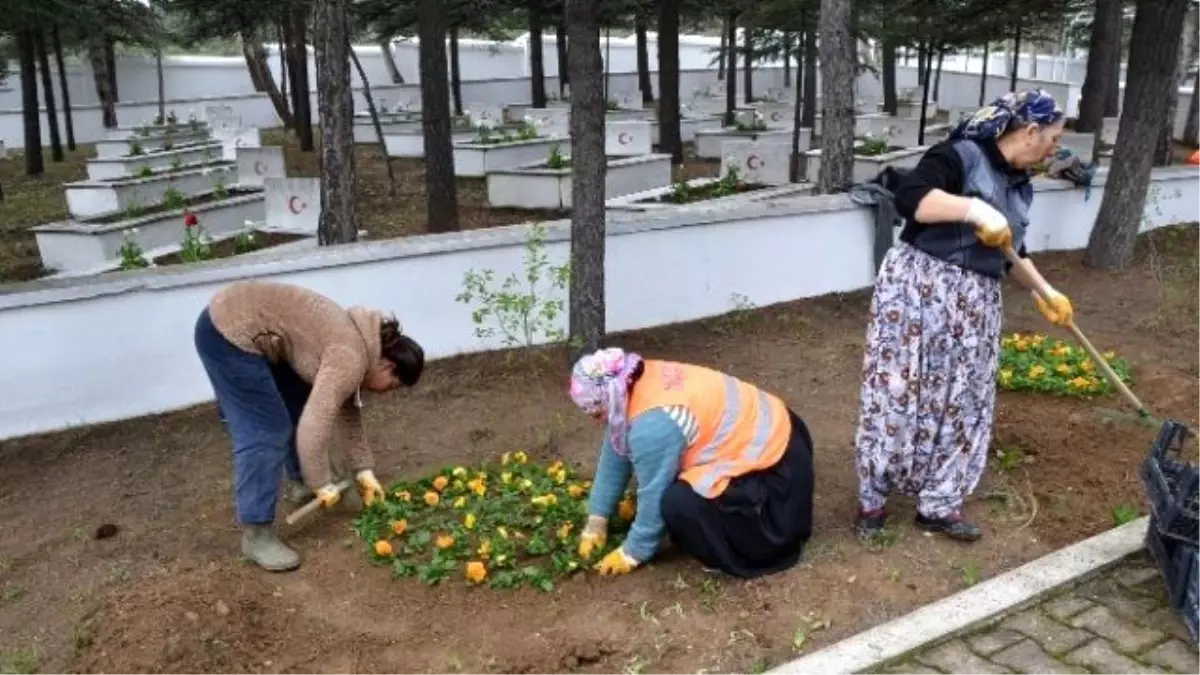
[0,165,1195,441]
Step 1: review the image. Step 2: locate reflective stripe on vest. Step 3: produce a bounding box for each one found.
[687,377,781,496]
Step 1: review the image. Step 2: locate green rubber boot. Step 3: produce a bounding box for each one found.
[241,524,301,572]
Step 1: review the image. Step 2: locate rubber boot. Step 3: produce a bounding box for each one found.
[241,524,301,572]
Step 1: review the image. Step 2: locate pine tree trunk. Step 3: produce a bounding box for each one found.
[450,25,464,117]
[51,25,75,151]
[790,32,804,183]
[717,17,727,80]
[87,35,117,128]
[155,47,166,122]
[243,31,293,127]
[1155,7,1194,162]
[418,0,459,232]
[1078,0,1121,134]
[34,30,63,162]
[104,36,118,101]
[313,0,357,245]
[656,0,682,163]
[1183,69,1199,146]
[287,5,315,152]
[566,0,606,359]
[528,0,547,107]
[18,29,44,176]
[1085,0,1190,270]
[556,18,568,95]
[1105,2,1123,118]
[350,48,396,197]
[724,14,738,125]
[917,43,925,86]
[817,0,855,193]
[978,42,989,106]
[881,37,897,115]
[635,13,653,104]
[380,39,404,84]
[801,16,817,128]
[742,25,753,104]
[783,33,792,88]
[932,49,944,103]
[1009,18,1022,91]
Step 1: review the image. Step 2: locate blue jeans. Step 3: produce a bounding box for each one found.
[194,308,310,524]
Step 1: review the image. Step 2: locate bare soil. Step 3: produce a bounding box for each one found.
[0,225,1194,674]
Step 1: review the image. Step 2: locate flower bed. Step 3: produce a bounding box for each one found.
[453,133,569,178]
[486,151,673,209]
[352,453,634,590]
[85,142,223,181]
[693,128,792,160]
[64,162,237,220]
[997,332,1133,396]
[605,171,815,213]
[94,128,213,160]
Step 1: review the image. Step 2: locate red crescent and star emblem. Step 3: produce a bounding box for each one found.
[254,160,267,175]
[617,132,632,145]
[287,196,307,214]
[746,154,763,171]
[771,111,782,121]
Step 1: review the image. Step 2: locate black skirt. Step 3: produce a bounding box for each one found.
[660,410,815,578]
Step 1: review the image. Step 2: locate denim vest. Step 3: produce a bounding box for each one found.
[907,140,1033,279]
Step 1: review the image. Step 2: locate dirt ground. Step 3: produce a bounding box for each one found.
[0,131,719,284]
[0,224,1194,673]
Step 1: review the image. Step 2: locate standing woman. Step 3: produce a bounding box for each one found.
[194,279,425,571]
[853,90,1072,543]
[569,347,815,578]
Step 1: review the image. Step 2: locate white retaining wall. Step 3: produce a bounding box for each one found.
[0,165,1195,441]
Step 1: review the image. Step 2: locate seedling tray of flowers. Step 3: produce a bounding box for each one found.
[352,452,633,591]
[1140,420,1199,547]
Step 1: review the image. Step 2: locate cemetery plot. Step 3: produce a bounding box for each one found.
[454,133,571,177]
[94,127,213,159]
[486,150,673,209]
[84,141,224,181]
[63,162,238,220]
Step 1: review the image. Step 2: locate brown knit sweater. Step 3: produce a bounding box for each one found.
[208,279,383,488]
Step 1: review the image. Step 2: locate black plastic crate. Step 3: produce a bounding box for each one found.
[1146,517,1199,645]
[1140,420,1199,547]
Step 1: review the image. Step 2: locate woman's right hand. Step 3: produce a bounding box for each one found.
[578,515,608,559]
[965,197,1012,249]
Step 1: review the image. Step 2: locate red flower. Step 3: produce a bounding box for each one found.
[184,212,198,227]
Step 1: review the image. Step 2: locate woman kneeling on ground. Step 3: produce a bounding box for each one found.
[853,89,1072,543]
[569,347,815,578]
[194,279,425,572]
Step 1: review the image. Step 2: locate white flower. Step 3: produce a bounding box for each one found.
[244,220,254,228]
[478,119,496,130]
[130,227,140,235]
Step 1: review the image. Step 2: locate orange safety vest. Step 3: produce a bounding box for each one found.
[627,360,791,498]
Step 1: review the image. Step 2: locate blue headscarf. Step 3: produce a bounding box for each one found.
[950,89,1065,141]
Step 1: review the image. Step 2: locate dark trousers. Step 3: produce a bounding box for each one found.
[194,308,311,524]
[661,410,815,578]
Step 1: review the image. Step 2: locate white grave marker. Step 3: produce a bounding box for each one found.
[722,140,791,186]
[213,122,262,161]
[606,120,652,156]
[236,146,286,188]
[529,108,570,138]
[264,177,320,234]
[616,90,637,110]
[205,105,236,128]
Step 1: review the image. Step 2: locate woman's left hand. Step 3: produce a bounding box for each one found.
[595,547,639,576]
[1033,287,1074,327]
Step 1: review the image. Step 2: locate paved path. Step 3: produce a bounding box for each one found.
[880,552,1198,674]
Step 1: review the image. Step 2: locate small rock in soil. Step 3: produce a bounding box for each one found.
[184,611,199,622]
[215,600,231,616]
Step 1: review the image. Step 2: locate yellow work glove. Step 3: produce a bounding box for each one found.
[355,469,386,507]
[965,197,1012,249]
[1033,287,1074,327]
[577,515,608,560]
[595,547,638,576]
[315,483,343,509]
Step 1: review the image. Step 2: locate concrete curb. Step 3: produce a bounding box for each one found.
[768,516,1150,675]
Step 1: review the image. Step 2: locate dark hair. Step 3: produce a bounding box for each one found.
[380,318,424,386]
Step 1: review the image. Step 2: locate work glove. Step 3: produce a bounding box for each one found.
[577,515,608,560]
[1033,287,1074,327]
[356,469,386,507]
[595,547,638,576]
[315,483,343,509]
[965,197,1012,249]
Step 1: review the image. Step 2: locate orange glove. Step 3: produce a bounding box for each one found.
[355,470,385,507]
[1033,287,1074,327]
[595,547,638,576]
[577,515,608,559]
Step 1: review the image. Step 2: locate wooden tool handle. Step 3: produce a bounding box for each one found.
[1001,246,1149,415]
[286,478,353,525]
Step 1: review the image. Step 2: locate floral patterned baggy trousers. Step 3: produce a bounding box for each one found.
[853,242,1004,519]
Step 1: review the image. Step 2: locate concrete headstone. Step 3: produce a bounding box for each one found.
[757,103,793,128]
[212,123,262,161]
[205,105,237,128]
[616,90,638,110]
[606,120,653,156]
[264,177,320,234]
[529,108,570,138]
[722,140,791,186]
[467,104,503,126]
[236,146,286,188]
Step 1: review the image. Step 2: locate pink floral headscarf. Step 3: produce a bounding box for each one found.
[568,347,644,457]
